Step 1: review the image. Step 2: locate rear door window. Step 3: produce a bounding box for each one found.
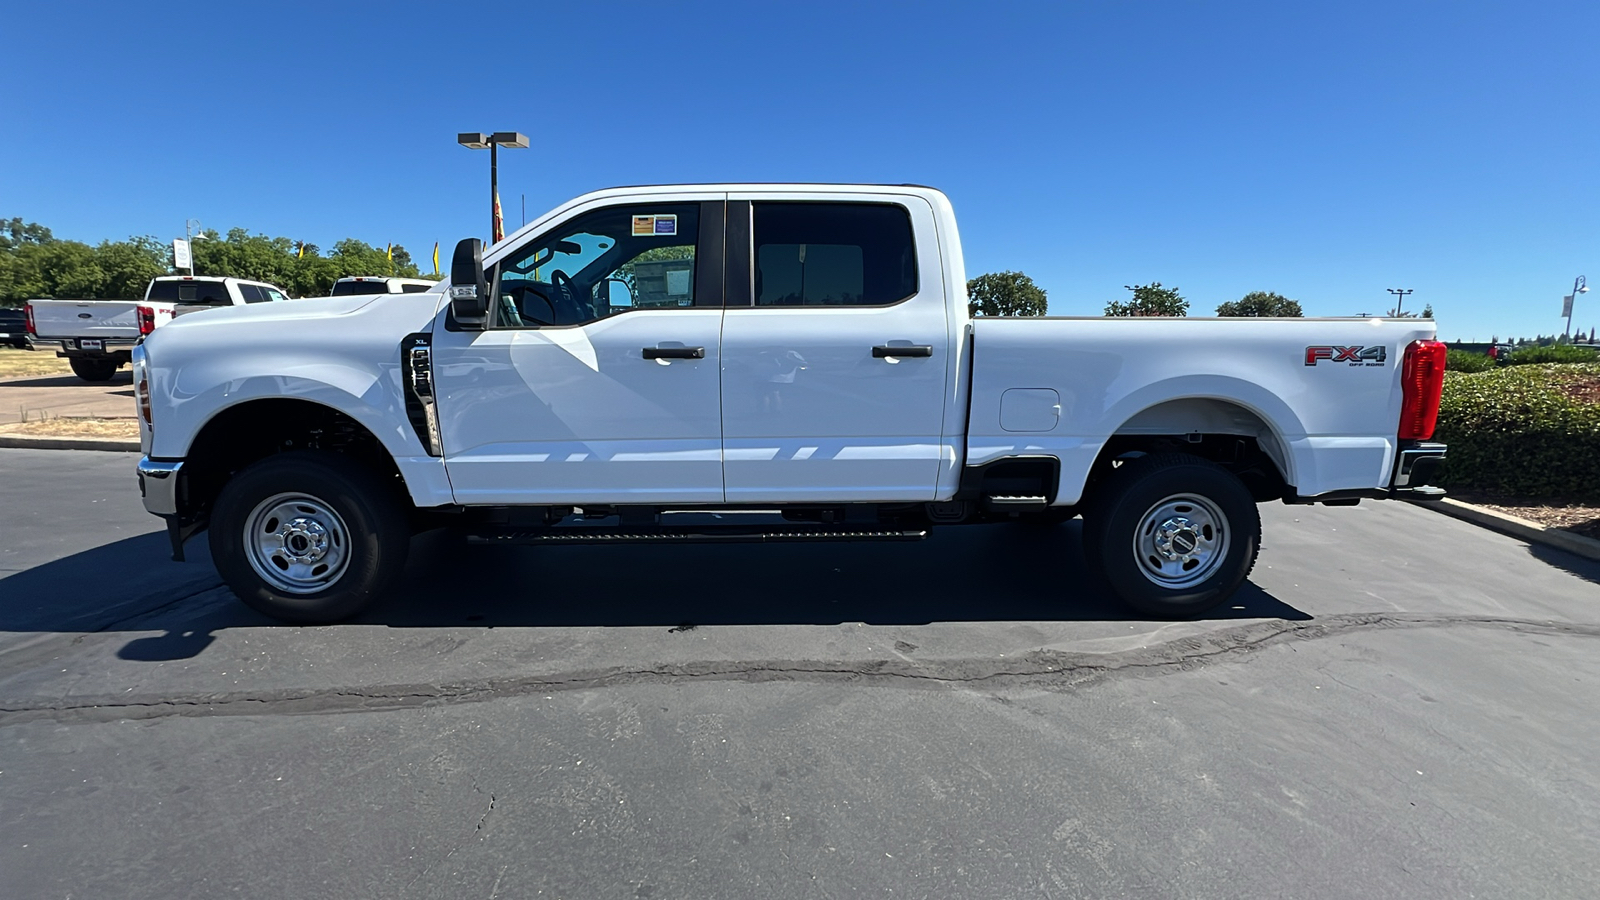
[238,284,267,303]
[751,203,917,307]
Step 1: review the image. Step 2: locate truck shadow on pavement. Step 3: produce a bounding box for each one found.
[0,372,133,388]
[0,522,1312,664]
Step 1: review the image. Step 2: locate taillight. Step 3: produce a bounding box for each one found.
[1399,339,1447,440]
[137,371,152,425]
[24,303,35,336]
[137,305,156,336]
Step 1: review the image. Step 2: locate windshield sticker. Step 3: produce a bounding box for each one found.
[632,214,677,237]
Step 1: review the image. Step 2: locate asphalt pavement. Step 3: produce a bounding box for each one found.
[1,447,1598,898]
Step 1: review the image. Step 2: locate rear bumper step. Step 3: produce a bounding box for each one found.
[467,526,929,546]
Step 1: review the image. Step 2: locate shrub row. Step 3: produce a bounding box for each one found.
[1433,363,1600,499]
[1506,344,1599,365]
[1446,348,1495,373]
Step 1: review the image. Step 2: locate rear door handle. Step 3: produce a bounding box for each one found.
[642,346,705,359]
[872,344,933,358]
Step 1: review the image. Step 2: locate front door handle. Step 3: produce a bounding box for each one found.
[872,344,933,359]
[643,346,705,360]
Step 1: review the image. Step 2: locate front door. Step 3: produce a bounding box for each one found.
[718,196,951,502]
[432,197,727,505]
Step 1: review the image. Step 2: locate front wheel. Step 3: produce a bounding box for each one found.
[1082,453,1260,618]
[210,451,410,623]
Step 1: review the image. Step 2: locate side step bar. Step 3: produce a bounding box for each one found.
[467,526,929,546]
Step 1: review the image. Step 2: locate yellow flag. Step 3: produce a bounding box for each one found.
[432,242,440,276]
[386,243,393,262]
[296,241,305,259]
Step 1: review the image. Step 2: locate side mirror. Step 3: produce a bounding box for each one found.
[449,238,489,327]
[601,277,634,308]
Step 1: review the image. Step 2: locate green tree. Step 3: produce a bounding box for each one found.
[966,271,1048,317]
[0,217,55,251]
[95,237,169,299]
[1215,290,1302,317]
[1106,282,1187,317]
[1421,303,1434,319]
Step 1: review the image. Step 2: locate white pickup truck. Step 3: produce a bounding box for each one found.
[28,275,289,381]
[133,184,1448,623]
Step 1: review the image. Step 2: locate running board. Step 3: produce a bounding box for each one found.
[983,495,1048,511]
[467,526,929,546]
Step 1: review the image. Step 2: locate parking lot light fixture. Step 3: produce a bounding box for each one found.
[1565,275,1588,339]
[458,131,528,242]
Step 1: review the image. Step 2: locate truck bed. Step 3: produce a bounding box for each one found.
[969,316,1438,503]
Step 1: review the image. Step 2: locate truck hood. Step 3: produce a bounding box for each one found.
[160,294,395,330]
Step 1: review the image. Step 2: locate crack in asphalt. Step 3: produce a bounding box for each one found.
[2,612,1596,725]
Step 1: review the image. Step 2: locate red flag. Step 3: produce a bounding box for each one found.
[493,191,504,243]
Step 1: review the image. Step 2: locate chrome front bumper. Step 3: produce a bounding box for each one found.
[138,457,184,516]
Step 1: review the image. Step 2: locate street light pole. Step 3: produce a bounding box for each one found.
[1386,288,1413,316]
[457,132,529,243]
[1564,275,1588,339]
[184,219,201,275]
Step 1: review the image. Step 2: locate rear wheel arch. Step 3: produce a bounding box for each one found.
[1081,397,1296,504]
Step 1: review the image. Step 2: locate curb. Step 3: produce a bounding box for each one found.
[0,434,140,452]
[1419,497,1600,563]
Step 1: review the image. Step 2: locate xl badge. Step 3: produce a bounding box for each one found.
[1305,345,1387,367]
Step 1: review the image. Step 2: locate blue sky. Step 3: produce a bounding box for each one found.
[4,0,1597,340]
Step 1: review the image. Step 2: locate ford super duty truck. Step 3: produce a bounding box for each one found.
[132,184,1448,623]
[29,275,289,381]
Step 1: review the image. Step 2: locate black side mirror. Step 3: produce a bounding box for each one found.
[449,238,489,327]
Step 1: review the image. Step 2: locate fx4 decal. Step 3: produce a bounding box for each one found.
[1305,345,1387,367]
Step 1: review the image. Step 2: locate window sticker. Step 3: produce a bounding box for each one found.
[632,214,677,237]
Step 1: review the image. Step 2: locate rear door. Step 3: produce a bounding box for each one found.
[431,196,729,505]
[718,195,951,502]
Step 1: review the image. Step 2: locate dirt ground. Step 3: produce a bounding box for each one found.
[1447,489,1600,540]
[0,348,72,379]
[0,417,140,440]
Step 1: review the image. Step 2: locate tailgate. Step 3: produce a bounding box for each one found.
[29,300,140,340]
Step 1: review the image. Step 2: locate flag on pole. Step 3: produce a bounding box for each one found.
[493,191,505,243]
[296,241,305,260]
[432,242,440,276]
[386,243,393,262]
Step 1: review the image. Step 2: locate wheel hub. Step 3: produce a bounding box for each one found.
[243,493,351,595]
[1152,517,1203,562]
[278,518,330,564]
[1132,494,1231,589]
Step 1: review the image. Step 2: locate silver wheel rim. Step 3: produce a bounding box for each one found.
[243,492,351,595]
[1132,493,1230,589]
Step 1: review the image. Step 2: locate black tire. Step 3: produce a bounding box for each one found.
[1082,453,1260,618]
[210,451,410,623]
[69,357,118,382]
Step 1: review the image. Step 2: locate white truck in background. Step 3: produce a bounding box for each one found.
[330,276,439,296]
[27,276,289,381]
[133,183,1449,623]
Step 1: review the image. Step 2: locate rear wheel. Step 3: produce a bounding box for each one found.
[210,451,410,623]
[69,357,118,382]
[1082,453,1260,618]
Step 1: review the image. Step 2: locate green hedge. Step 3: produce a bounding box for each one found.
[1446,348,1495,373]
[1506,344,1599,365]
[1434,363,1600,499]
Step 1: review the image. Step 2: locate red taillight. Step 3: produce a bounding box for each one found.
[137,372,152,425]
[24,302,36,336]
[1399,339,1447,440]
[137,305,156,336]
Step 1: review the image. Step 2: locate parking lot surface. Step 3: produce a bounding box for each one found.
[0,370,135,425]
[2,447,1597,898]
